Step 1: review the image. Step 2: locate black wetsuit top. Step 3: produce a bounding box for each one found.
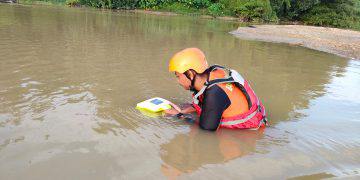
[198,85,231,131]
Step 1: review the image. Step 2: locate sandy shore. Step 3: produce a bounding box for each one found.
[230,25,360,59]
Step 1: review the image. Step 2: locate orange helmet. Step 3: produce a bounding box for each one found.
[168,48,208,74]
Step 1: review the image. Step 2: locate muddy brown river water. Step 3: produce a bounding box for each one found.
[0,4,359,180]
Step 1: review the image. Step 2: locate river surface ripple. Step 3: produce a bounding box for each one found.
[0,4,359,179]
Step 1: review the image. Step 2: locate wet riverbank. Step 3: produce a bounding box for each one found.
[231,25,360,59]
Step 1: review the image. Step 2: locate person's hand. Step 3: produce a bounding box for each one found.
[164,107,180,115]
[168,102,181,112]
[164,100,181,115]
[181,104,196,114]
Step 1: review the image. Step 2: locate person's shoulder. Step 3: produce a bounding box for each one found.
[205,84,226,96]
[203,84,231,107]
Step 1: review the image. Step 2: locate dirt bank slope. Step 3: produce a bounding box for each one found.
[230,25,360,59]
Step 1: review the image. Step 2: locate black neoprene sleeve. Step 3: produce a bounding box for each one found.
[199,85,231,131]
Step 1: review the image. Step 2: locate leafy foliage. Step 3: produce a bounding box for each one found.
[207,3,225,16]
[179,0,211,9]
[66,0,80,6]
[236,0,276,21]
[112,0,139,9]
[158,2,200,14]
[269,0,360,29]
[24,0,360,29]
[302,0,360,29]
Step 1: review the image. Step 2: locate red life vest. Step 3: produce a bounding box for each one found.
[192,65,267,130]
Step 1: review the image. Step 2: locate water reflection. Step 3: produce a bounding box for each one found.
[161,126,264,178]
[0,4,358,179]
[0,4,348,130]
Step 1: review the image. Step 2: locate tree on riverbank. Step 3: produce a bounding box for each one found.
[270,0,360,30]
[21,0,360,30]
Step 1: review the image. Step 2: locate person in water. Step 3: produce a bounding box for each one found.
[166,48,267,131]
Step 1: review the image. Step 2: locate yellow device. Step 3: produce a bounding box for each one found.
[136,97,172,113]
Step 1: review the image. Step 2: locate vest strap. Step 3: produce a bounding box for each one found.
[193,86,207,104]
[220,109,258,126]
[207,77,234,88]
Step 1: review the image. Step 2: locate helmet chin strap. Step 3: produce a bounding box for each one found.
[189,81,197,93]
[184,72,197,93]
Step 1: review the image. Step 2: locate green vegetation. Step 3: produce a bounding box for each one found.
[302,0,360,30]
[66,0,80,6]
[157,2,201,14]
[270,0,360,30]
[19,0,360,30]
[19,0,66,5]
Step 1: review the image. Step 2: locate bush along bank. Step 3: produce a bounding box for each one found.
[20,0,360,30]
[270,0,360,30]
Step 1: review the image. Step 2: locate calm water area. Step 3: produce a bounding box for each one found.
[0,4,359,179]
